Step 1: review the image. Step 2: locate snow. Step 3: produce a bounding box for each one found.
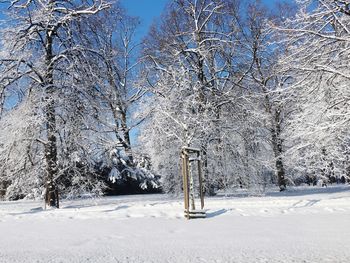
[0,186,350,262]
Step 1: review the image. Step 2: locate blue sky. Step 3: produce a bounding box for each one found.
[0,1,287,34]
[120,0,168,35]
[119,0,287,40]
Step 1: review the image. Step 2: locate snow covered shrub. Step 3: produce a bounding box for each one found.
[0,97,46,200]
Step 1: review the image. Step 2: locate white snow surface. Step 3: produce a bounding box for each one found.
[0,185,350,263]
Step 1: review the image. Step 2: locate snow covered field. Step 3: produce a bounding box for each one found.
[0,186,350,263]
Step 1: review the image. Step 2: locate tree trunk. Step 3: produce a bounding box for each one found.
[121,110,134,166]
[271,109,286,191]
[44,26,59,208]
[262,86,287,191]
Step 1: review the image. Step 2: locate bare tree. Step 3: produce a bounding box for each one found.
[72,6,159,190]
[0,0,110,207]
[245,2,294,191]
[140,0,270,194]
[274,0,350,184]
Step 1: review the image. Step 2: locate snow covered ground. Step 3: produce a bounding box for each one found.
[0,185,350,263]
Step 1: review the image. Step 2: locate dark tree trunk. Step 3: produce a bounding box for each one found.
[271,109,286,191]
[44,26,59,208]
[121,110,134,166]
[110,103,134,167]
[201,146,214,195]
[260,82,287,191]
[44,98,59,207]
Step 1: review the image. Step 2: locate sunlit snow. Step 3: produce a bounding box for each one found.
[0,186,349,262]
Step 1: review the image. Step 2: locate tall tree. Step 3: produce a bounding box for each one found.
[245,2,294,190]
[140,0,268,194]
[275,0,350,184]
[76,6,159,191]
[0,0,110,206]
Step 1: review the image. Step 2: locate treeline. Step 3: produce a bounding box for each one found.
[139,0,350,194]
[0,0,349,205]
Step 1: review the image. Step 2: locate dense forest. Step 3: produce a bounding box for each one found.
[0,0,349,207]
